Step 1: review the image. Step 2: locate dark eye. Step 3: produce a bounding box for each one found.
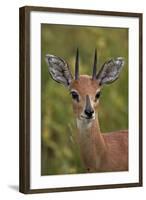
[70,91,79,102]
[95,91,101,100]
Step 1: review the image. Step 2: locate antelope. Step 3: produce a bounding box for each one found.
[45,49,128,173]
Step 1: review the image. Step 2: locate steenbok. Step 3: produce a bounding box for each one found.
[45,49,128,172]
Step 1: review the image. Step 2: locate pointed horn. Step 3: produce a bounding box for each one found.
[75,48,79,80]
[92,48,97,80]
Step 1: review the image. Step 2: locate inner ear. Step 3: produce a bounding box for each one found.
[45,54,73,87]
[96,57,125,85]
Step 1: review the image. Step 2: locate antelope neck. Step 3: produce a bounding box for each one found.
[76,116,107,165]
[76,116,106,147]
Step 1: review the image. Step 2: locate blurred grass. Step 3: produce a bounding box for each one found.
[41,24,128,175]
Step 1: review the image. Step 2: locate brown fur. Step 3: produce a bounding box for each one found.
[70,75,128,172]
[70,75,101,119]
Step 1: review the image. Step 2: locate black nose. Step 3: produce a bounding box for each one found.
[84,109,94,118]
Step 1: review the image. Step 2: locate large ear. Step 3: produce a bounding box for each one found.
[45,54,73,87]
[96,57,125,85]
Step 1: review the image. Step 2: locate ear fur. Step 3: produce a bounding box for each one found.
[45,54,73,87]
[96,57,125,85]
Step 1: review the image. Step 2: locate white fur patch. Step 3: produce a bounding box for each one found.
[76,118,93,130]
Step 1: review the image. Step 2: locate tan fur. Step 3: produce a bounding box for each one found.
[70,75,101,119]
[70,75,128,172]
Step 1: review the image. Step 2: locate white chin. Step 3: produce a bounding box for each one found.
[76,116,95,130]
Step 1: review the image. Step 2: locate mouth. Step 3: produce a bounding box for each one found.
[80,115,95,120]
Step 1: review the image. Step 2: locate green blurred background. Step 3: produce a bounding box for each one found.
[41,24,128,175]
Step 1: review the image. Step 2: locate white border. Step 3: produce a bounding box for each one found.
[30,11,139,189]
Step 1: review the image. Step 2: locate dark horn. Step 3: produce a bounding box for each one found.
[75,48,79,80]
[92,48,97,80]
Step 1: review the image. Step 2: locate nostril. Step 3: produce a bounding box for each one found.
[85,109,94,117]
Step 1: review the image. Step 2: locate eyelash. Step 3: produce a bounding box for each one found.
[70,91,79,102]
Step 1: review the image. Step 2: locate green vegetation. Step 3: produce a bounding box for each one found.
[41,24,128,175]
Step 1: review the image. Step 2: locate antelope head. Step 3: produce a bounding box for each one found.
[45,49,124,129]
